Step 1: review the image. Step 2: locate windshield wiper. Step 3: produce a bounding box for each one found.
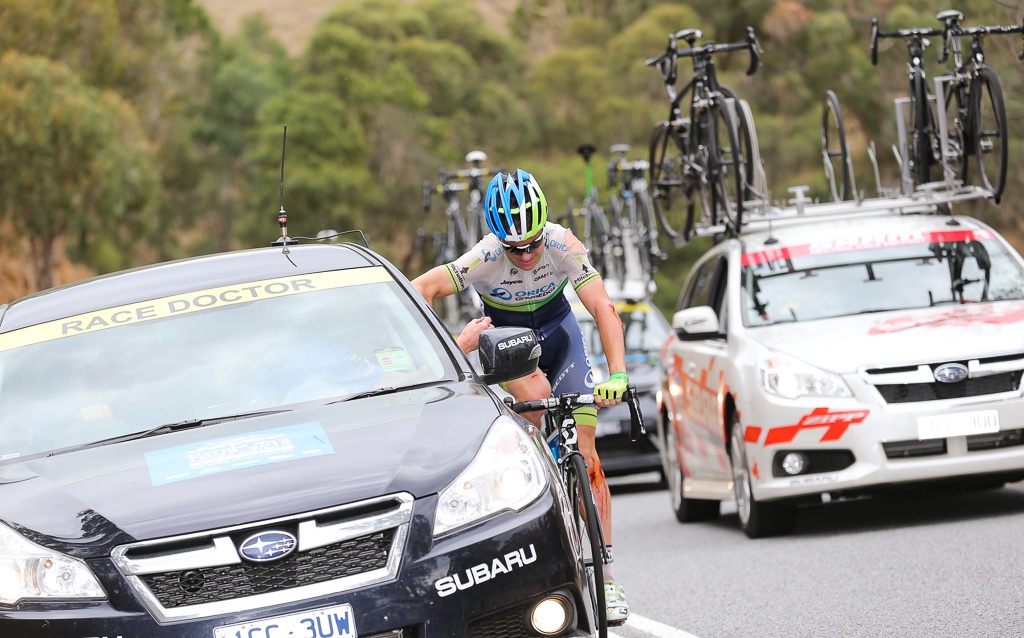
[47,409,293,455]
[326,380,444,405]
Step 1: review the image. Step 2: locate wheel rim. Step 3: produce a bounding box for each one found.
[730,427,752,525]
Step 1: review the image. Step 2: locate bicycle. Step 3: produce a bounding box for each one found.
[871,12,1024,201]
[606,144,664,286]
[505,386,645,638]
[645,26,762,245]
[933,10,1023,203]
[822,89,855,202]
[422,151,502,329]
[569,144,616,283]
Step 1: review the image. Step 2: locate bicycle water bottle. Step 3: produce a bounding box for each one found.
[546,428,560,461]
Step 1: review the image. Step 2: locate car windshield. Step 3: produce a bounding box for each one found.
[0,275,453,460]
[741,228,1024,327]
[577,301,669,364]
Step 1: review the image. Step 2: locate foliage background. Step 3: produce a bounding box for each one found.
[1,0,1023,315]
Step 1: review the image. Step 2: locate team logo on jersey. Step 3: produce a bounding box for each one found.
[492,287,513,300]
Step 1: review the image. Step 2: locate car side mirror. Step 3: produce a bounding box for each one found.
[477,327,542,385]
[672,306,722,341]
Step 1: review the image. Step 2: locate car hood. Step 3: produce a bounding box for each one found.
[749,301,1024,372]
[0,382,503,557]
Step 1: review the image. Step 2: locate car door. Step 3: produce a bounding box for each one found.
[666,250,732,482]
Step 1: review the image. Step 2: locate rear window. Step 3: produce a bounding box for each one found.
[0,269,454,460]
[741,228,1024,327]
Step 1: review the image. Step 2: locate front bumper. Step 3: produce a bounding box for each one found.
[0,490,596,637]
[744,394,1024,502]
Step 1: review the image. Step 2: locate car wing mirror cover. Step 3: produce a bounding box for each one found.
[672,306,722,341]
[477,327,542,385]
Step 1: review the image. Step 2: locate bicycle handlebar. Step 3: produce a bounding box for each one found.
[507,384,647,443]
[871,17,943,65]
[645,26,762,81]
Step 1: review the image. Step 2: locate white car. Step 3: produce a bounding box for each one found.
[658,192,1024,537]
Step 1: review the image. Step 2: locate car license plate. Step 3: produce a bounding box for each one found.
[916,409,999,440]
[214,604,357,638]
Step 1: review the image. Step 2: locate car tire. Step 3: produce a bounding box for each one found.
[729,414,796,538]
[663,410,720,523]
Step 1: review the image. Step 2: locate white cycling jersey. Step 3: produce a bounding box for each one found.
[444,223,601,326]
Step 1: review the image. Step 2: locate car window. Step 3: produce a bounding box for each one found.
[740,229,1024,327]
[681,257,724,312]
[0,275,455,460]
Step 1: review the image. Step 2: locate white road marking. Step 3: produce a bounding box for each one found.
[609,613,704,638]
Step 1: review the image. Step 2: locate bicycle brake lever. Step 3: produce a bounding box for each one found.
[625,383,646,442]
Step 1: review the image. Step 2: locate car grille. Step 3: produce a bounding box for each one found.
[141,530,394,608]
[863,353,1024,405]
[111,493,413,622]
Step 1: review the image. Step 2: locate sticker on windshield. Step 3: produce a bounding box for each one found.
[374,347,413,371]
[145,422,335,486]
[742,229,995,266]
[0,268,394,353]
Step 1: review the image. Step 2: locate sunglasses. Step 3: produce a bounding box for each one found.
[501,234,545,255]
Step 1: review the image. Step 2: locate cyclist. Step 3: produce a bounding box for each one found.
[413,168,631,625]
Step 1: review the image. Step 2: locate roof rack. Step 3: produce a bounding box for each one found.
[690,180,993,238]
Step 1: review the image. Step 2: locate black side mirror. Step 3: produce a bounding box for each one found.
[477,327,541,385]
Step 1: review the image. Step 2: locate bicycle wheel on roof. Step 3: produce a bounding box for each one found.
[648,119,694,246]
[971,66,1008,203]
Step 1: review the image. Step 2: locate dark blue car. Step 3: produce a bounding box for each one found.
[0,242,601,637]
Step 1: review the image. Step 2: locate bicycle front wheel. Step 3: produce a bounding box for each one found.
[822,90,852,202]
[908,68,934,187]
[972,66,1008,203]
[709,102,744,234]
[942,79,969,185]
[649,120,694,246]
[567,453,607,638]
[720,85,756,202]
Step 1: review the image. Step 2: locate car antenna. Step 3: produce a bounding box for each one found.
[271,125,298,252]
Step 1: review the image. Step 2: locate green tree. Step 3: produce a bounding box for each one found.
[0,51,157,289]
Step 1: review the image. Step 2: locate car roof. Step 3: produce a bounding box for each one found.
[0,243,388,333]
[736,211,992,256]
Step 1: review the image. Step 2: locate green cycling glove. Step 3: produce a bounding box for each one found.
[595,371,629,401]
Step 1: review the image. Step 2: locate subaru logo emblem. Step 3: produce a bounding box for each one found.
[934,363,969,384]
[238,531,297,563]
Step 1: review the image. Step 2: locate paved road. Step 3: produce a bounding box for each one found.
[604,473,1024,638]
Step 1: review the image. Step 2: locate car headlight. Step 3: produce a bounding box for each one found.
[0,522,106,606]
[757,352,852,399]
[433,416,549,537]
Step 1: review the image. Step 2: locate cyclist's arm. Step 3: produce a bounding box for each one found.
[577,279,626,381]
[412,266,456,307]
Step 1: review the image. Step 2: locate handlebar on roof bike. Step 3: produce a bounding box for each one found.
[506,384,646,443]
[871,17,943,65]
[645,26,762,84]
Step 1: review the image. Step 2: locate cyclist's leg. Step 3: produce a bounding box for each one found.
[503,368,551,428]
[543,316,618,569]
[545,321,630,625]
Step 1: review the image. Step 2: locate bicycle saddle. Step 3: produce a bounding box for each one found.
[674,28,702,45]
[936,10,963,23]
[577,144,596,160]
[465,150,488,164]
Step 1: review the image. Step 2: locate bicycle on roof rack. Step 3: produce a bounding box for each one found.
[645,26,762,245]
[566,144,618,287]
[822,89,858,202]
[606,144,663,289]
[504,384,645,638]
[871,11,1024,203]
[422,150,503,329]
